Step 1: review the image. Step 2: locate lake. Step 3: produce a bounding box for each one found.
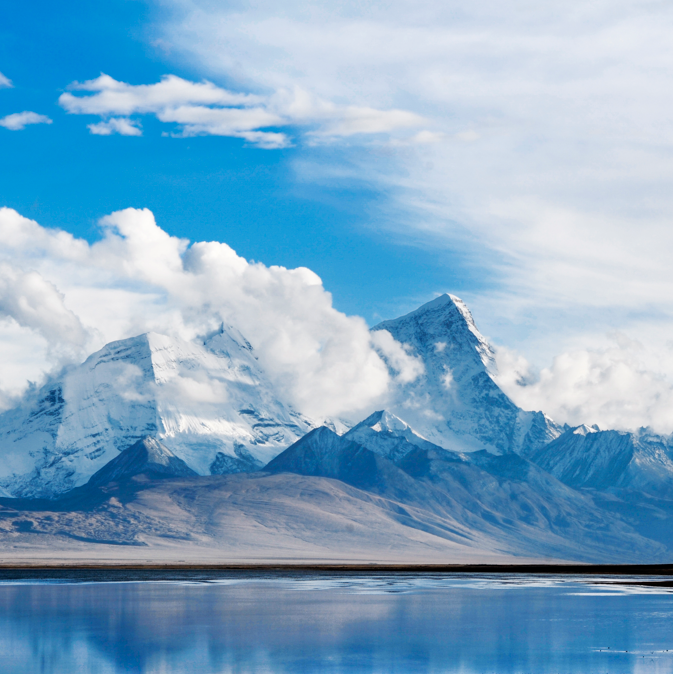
[1,570,672,673]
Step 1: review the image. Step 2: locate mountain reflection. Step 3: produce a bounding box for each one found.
[0,574,672,673]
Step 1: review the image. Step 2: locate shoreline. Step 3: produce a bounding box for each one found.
[1,562,673,574]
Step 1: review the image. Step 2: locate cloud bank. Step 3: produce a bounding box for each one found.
[494,336,673,435]
[0,72,11,89]
[59,74,426,147]
[0,207,421,419]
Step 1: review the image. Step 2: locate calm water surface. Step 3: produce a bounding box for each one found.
[1,570,672,673]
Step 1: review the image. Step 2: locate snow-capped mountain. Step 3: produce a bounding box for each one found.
[372,294,561,454]
[343,410,440,462]
[4,291,673,563]
[368,297,673,502]
[0,326,312,497]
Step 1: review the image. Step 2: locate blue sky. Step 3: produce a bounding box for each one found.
[3,0,673,430]
[0,0,469,324]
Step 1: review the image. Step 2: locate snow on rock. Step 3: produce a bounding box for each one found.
[344,410,442,462]
[572,424,600,436]
[372,294,562,454]
[0,326,313,498]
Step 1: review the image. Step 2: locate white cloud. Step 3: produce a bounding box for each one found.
[0,206,420,419]
[0,265,88,354]
[88,117,142,136]
[157,103,288,146]
[371,329,425,384]
[441,367,453,391]
[0,112,52,130]
[455,130,479,142]
[61,73,259,115]
[58,74,425,147]
[495,337,673,434]
[0,72,12,88]
[313,107,424,137]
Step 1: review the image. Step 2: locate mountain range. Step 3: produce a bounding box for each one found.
[2,293,673,564]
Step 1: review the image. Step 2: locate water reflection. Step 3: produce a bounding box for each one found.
[1,573,673,673]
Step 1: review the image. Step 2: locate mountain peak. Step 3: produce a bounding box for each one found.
[264,425,415,494]
[573,424,600,436]
[356,410,412,434]
[373,294,496,375]
[370,295,560,455]
[413,292,468,314]
[86,436,197,487]
[415,292,456,309]
[344,410,442,461]
[0,325,312,498]
[265,426,365,477]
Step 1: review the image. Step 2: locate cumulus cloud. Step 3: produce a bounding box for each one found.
[0,265,88,353]
[0,206,420,419]
[58,74,425,147]
[495,337,673,434]
[0,72,12,88]
[61,73,258,115]
[0,112,52,130]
